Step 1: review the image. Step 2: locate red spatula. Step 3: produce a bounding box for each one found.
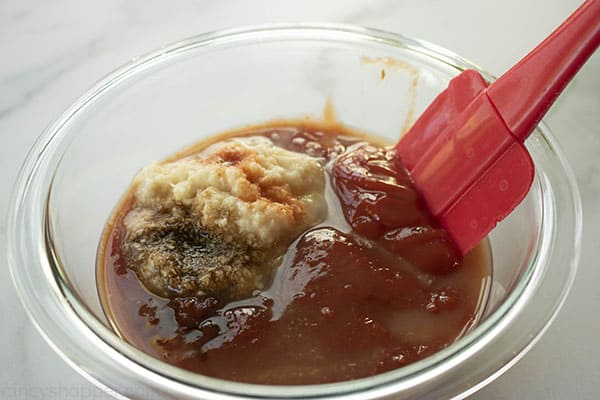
[396,0,600,255]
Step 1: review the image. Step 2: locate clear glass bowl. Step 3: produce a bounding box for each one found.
[7,24,581,400]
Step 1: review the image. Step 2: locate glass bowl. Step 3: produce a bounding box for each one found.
[7,24,581,400]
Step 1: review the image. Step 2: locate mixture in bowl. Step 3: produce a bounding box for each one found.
[98,120,491,385]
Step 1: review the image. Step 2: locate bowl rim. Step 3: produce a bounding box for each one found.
[7,23,582,400]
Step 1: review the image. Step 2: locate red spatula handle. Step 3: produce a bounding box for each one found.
[488,0,600,141]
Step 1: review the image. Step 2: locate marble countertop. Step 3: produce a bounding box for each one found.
[1,1,598,399]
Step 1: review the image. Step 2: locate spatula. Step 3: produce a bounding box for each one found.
[396,0,600,255]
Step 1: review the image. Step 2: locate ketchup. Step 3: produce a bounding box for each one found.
[332,143,461,274]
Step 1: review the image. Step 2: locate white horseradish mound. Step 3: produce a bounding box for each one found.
[123,137,327,300]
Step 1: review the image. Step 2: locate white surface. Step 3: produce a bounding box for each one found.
[1,1,598,399]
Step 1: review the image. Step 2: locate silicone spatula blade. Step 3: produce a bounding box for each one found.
[396,0,600,255]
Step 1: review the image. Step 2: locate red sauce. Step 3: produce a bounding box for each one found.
[333,143,461,274]
[98,122,491,385]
